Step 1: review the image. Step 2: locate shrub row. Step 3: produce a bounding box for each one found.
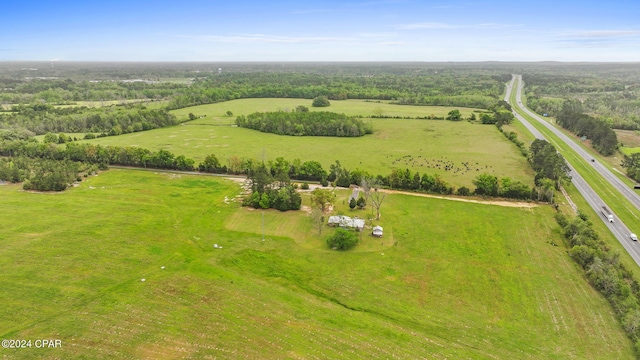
[557,212,640,356]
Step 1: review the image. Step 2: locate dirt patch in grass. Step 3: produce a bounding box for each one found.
[616,129,640,148]
[301,183,540,208]
[381,189,540,208]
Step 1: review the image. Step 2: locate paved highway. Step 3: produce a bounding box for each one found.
[505,75,640,266]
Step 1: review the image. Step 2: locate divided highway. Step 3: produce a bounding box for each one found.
[505,75,640,267]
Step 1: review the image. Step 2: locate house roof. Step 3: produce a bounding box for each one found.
[328,215,364,229]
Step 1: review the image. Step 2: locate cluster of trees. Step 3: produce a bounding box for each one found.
[557,212,640,354]
[472,174,533,200]
[385,167,454,195]
[556,100,618,155]
[235,111,373,137]
[243,162,301,211]
[0,104,177,136]
[528,139,571,188]
[0,140,196,172]
[621,153,640,182]
[0,127,34,141]
[0,156,95,191]
[479,100,515,126]
[312,96,330,107]
[523,96,563,119]
[327,228,359,250]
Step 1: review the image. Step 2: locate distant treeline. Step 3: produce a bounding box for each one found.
[523,71,640,130]
[166,72,509,110]
[0,103,177,135]
[235,111,373,137]
[0,156,98,191]
[0,78,185,104]
[556,100,618,156]
[525,95,618,155]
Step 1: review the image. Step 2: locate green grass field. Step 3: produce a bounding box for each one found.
[79,99,532,189]
[0,169,633,359]
[169,98,487,123]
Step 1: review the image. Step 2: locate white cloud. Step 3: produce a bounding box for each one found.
[397,22,519,30]
[560,30,640,38]
[397,22,458,30]
[182,33,352,44]
[290,8,334,14]
[553,29,640,48]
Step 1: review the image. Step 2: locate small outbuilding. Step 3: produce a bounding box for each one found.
[372,225,383,237]
[349,187,360,203]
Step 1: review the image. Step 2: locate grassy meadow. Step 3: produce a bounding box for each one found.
[79,99,532,189]
[169,98,487,123]
[0,169,633,359]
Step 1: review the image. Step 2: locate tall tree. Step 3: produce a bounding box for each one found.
[310,188,336,212]
[367,179,386,220]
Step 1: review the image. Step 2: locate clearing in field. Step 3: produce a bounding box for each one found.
[0,169,633,359]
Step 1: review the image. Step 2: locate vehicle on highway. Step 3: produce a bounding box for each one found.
[631,233,638,241]
[601,206,614,223]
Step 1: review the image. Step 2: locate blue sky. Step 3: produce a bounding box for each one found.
[2,0,639,62]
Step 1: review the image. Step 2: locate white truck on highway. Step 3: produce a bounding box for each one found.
[601,206,614,223]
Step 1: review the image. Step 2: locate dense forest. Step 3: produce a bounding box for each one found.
[0,103,177,135]
[235,110,373,137]
[522,64,640,130]
[555,99,618,155]
[166,71,509,110]
[0,62,511,110]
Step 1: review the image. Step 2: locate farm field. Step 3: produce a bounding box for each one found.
[80,99,532,189]
[617,129,640,161]
[0,169,633,359]
[169,98,487,123]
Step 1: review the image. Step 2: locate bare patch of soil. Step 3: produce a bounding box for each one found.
[380,189,539,208]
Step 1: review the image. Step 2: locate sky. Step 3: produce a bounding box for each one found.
[2,0,640,62]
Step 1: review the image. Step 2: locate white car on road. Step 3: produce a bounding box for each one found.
[631,233,638,241]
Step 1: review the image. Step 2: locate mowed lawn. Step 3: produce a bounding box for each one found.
[0,169,633,359]
[80,99,532,189]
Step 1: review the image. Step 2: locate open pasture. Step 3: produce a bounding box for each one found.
[83,100,532,189]
[0,169,633,359]
[169,98,486,123]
